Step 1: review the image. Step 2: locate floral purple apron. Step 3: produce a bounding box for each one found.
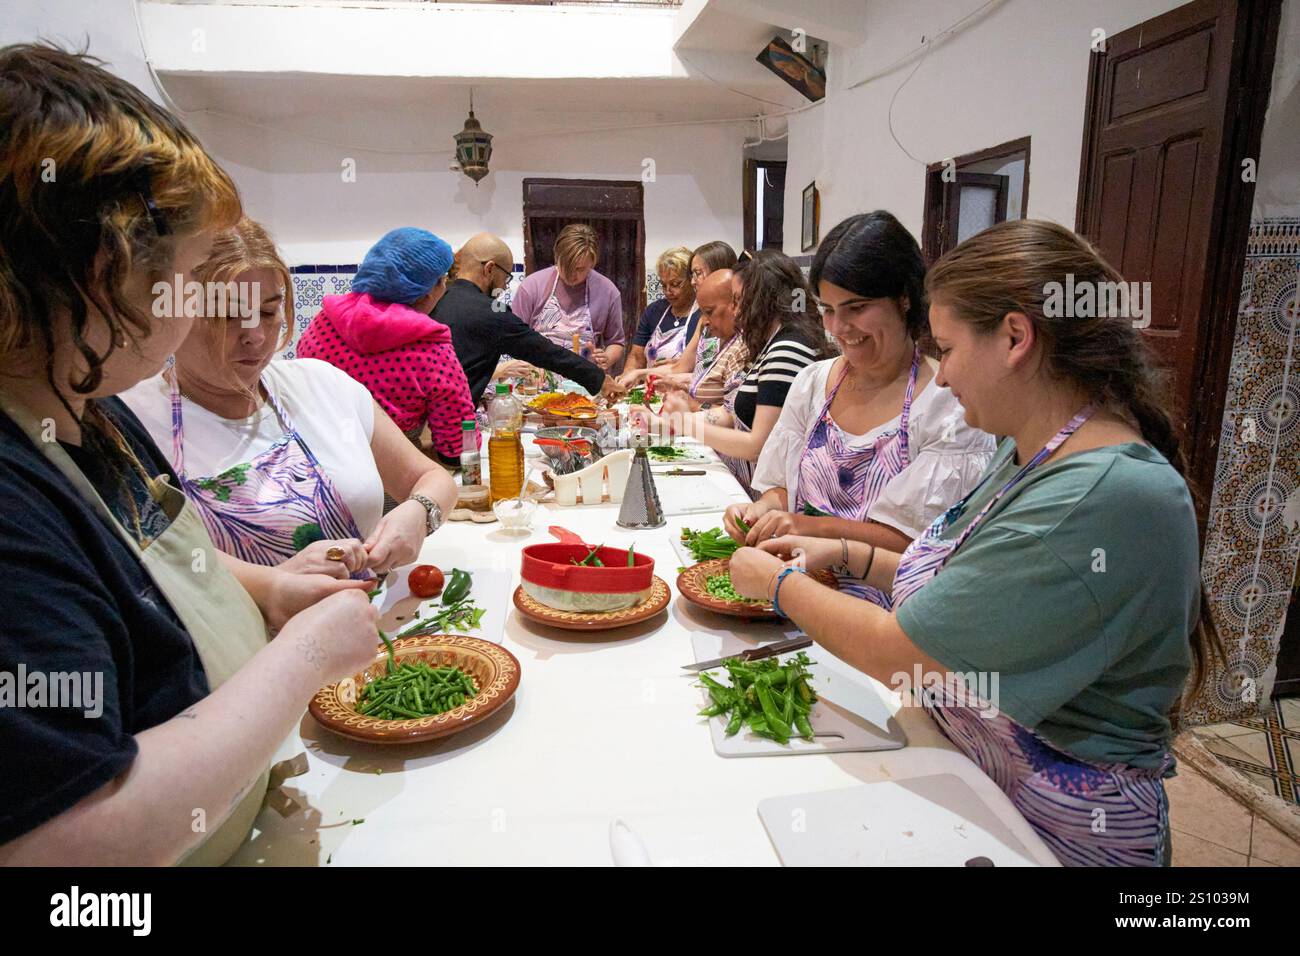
[533,271,595,357]
[891,406,1173,866]
[645,301,695,365]
[689,333,740,403]
[169,374,364,567]
[793,348,920,608]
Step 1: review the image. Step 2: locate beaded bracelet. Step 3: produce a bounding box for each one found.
[772,566,807,618]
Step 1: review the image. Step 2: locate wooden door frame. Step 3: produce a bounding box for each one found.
[521,177,647,321]
[743,158,789,251]
[1073,0,1282,528]
[922,136,1031,262]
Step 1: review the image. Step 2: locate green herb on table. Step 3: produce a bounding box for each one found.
[704,571,765,605]
[647,445,688,461]
[355,660,479,720]
[627,387,662,407]
[402,600,486,634]
[680,527,739,562]
[696,652,819,744]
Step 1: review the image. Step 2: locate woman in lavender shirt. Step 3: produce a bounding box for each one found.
[510,224,626,372]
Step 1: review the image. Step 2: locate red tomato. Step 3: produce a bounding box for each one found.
[408,565,445,599]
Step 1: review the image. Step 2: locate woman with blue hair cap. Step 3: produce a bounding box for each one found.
[298,227,477,466]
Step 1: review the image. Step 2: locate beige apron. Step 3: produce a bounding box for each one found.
[0,393,270,866]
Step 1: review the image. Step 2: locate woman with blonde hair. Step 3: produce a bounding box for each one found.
[729,219,1219,866]
[124,217,458,579]
[619,246,700,378]
[509,223,626,371]
[621,239,739,394]
[0,44,378,865]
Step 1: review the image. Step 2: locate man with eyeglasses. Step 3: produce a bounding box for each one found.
[434,233,625,405]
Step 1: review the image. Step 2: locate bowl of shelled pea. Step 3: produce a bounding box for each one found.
[308,634,521,743]
[675,558,839,620]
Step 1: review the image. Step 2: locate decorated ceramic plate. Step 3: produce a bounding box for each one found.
[309,634,520,743]
[676,559,839,620]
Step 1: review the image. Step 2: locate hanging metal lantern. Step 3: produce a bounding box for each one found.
[454,95,492,184]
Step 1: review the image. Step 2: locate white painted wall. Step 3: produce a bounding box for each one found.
[139,1,681,80]
[3,1,749,269]
[1254,0,1300,219]
[1,0,163,104]
[782,0,1197,250]
[185,106,747,267]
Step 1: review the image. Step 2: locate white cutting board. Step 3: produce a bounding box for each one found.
[373,564,513,644]
[656,475,740,516]
[758,774,1041,866]
[689,631,906,756]
[647,446,717,467]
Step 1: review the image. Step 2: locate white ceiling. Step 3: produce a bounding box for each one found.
[160,70,801,123]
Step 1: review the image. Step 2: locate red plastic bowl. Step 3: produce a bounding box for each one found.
[520,543,655,594]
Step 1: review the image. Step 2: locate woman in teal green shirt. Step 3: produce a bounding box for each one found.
[729,219,1220,867]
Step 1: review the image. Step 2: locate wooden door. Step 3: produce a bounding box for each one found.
[521,178,646,343]
[1074,0,1280,509]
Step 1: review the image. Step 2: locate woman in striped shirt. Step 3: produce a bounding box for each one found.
[648,251,834,496]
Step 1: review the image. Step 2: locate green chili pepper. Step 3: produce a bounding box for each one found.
[440,568,473,606]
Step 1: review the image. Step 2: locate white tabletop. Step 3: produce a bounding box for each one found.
[230,458,1060,867]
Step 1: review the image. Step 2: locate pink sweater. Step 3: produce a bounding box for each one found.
[296,292,475,459]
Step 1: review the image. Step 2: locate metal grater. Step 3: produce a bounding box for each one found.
[617,432,666,529]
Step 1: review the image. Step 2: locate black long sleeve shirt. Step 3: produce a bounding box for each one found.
[433,279,606,404]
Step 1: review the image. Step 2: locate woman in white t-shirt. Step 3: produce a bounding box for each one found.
[724,212,994,607]
[124,218,458,578]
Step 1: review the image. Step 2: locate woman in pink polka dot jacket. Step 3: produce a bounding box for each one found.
[297,227,477,466]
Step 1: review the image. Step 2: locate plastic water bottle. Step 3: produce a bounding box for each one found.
[459,419,481,486]
[487,383,524,502]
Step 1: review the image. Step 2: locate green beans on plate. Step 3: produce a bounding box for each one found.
[356,660,478,720]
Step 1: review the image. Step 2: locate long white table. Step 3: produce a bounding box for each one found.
[231,457,1060,866]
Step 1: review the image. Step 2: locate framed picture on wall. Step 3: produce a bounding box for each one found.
[801,183,820,252]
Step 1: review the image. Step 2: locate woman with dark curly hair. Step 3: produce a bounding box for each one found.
[724,212,994,606]
[642,249,834,496]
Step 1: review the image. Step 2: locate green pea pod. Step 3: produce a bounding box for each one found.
[698,672,729,692]
[794,714,814,741]
[724,709,744,737]
[627,544,636,567]
[754,680,791,743]
[698,701,728,718]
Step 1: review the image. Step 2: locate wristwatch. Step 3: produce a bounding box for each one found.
[409,494,444,535]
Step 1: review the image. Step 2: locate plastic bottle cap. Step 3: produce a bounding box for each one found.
[495,383,509,394]
[462,420,476,430]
